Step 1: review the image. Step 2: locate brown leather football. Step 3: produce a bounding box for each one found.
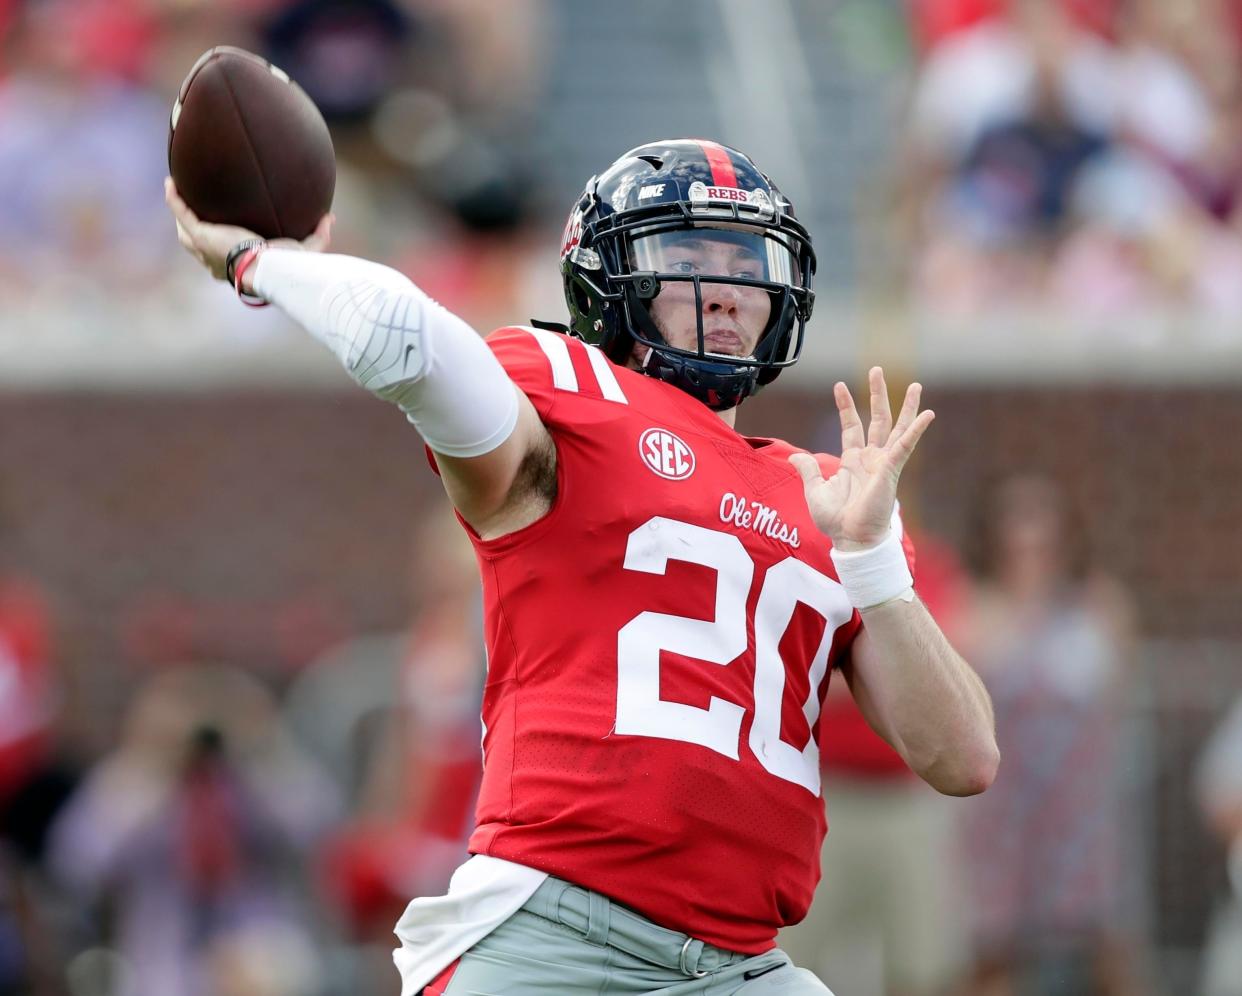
[168,47,335,241]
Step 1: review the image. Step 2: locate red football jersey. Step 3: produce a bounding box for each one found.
[453,327,902,953]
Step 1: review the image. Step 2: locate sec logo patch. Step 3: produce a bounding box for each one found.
[639,428,695,480]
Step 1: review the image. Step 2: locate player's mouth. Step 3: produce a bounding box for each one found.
[702,329,745,355]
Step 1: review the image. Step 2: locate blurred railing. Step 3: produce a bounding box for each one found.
[7,293,1242,390]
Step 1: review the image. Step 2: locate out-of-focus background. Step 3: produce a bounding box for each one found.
[1,0,1240,994]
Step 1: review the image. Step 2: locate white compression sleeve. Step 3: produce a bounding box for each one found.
[252,249,519,458]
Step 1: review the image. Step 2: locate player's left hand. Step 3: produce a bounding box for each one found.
[164,177,332,283]
[789,367,934,551]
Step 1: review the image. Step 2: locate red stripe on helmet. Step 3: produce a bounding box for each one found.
[698,140,738,188]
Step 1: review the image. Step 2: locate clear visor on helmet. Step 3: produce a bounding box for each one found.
[628,225,801,286]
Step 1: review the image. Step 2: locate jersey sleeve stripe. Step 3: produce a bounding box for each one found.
[584,345,629,404]
[525,327,579,393]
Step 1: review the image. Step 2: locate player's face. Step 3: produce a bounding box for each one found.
[634,232,773,359]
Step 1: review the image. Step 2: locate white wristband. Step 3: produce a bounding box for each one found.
[830,529,915,610]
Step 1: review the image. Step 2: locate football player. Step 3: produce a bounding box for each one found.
[167,139,999,996]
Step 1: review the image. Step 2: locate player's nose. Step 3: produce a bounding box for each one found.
[701,280,741,314]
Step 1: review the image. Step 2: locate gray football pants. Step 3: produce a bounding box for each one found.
[434,875,834,995]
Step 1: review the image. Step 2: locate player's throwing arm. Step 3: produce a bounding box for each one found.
[164,178,553,537]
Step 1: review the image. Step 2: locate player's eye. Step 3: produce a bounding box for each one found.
[668,259,700,274]
[732,252,764,279]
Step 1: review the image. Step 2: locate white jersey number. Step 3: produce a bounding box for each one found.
[615,516,853,794]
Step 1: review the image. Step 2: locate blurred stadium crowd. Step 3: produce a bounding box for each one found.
[1,1,1241,995]
[897,0,1242,325]
[0,0,551,344]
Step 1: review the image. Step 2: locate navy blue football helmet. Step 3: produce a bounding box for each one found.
[557,139,815,410]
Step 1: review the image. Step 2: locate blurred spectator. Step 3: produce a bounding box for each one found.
[47,665,341,996]
[905,0,1119,55]
[906,0,1116,313]
[1195,695,1242,996]
[906,0,1006,54]
[908,0,1115,159]
[1045,0,1242,320]
[956,473,1144,996]
[320,507,483,947]
[262,0,412,124]
[256,0,549,235]
[901,0,1242,322]
[0,0,172,290]
[363,0,547,233]
[274,505,487,991]
[0,579,55,810]
[779,530,970,996]
[0,573,75,996]
[0,0,553,355]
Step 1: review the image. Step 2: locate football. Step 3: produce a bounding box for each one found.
[167,46,335,241]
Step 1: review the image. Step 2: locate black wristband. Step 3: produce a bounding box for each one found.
[225,238,268,285]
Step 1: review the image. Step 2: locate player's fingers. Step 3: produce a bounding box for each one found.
[866,366,892,447]
[174,221,210,271]
[835,381,866,451]
[887,409,935,474]
[164,177,201,232]
[788,452,824,487]
[301,213,334,253]
[887,382,922,446]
